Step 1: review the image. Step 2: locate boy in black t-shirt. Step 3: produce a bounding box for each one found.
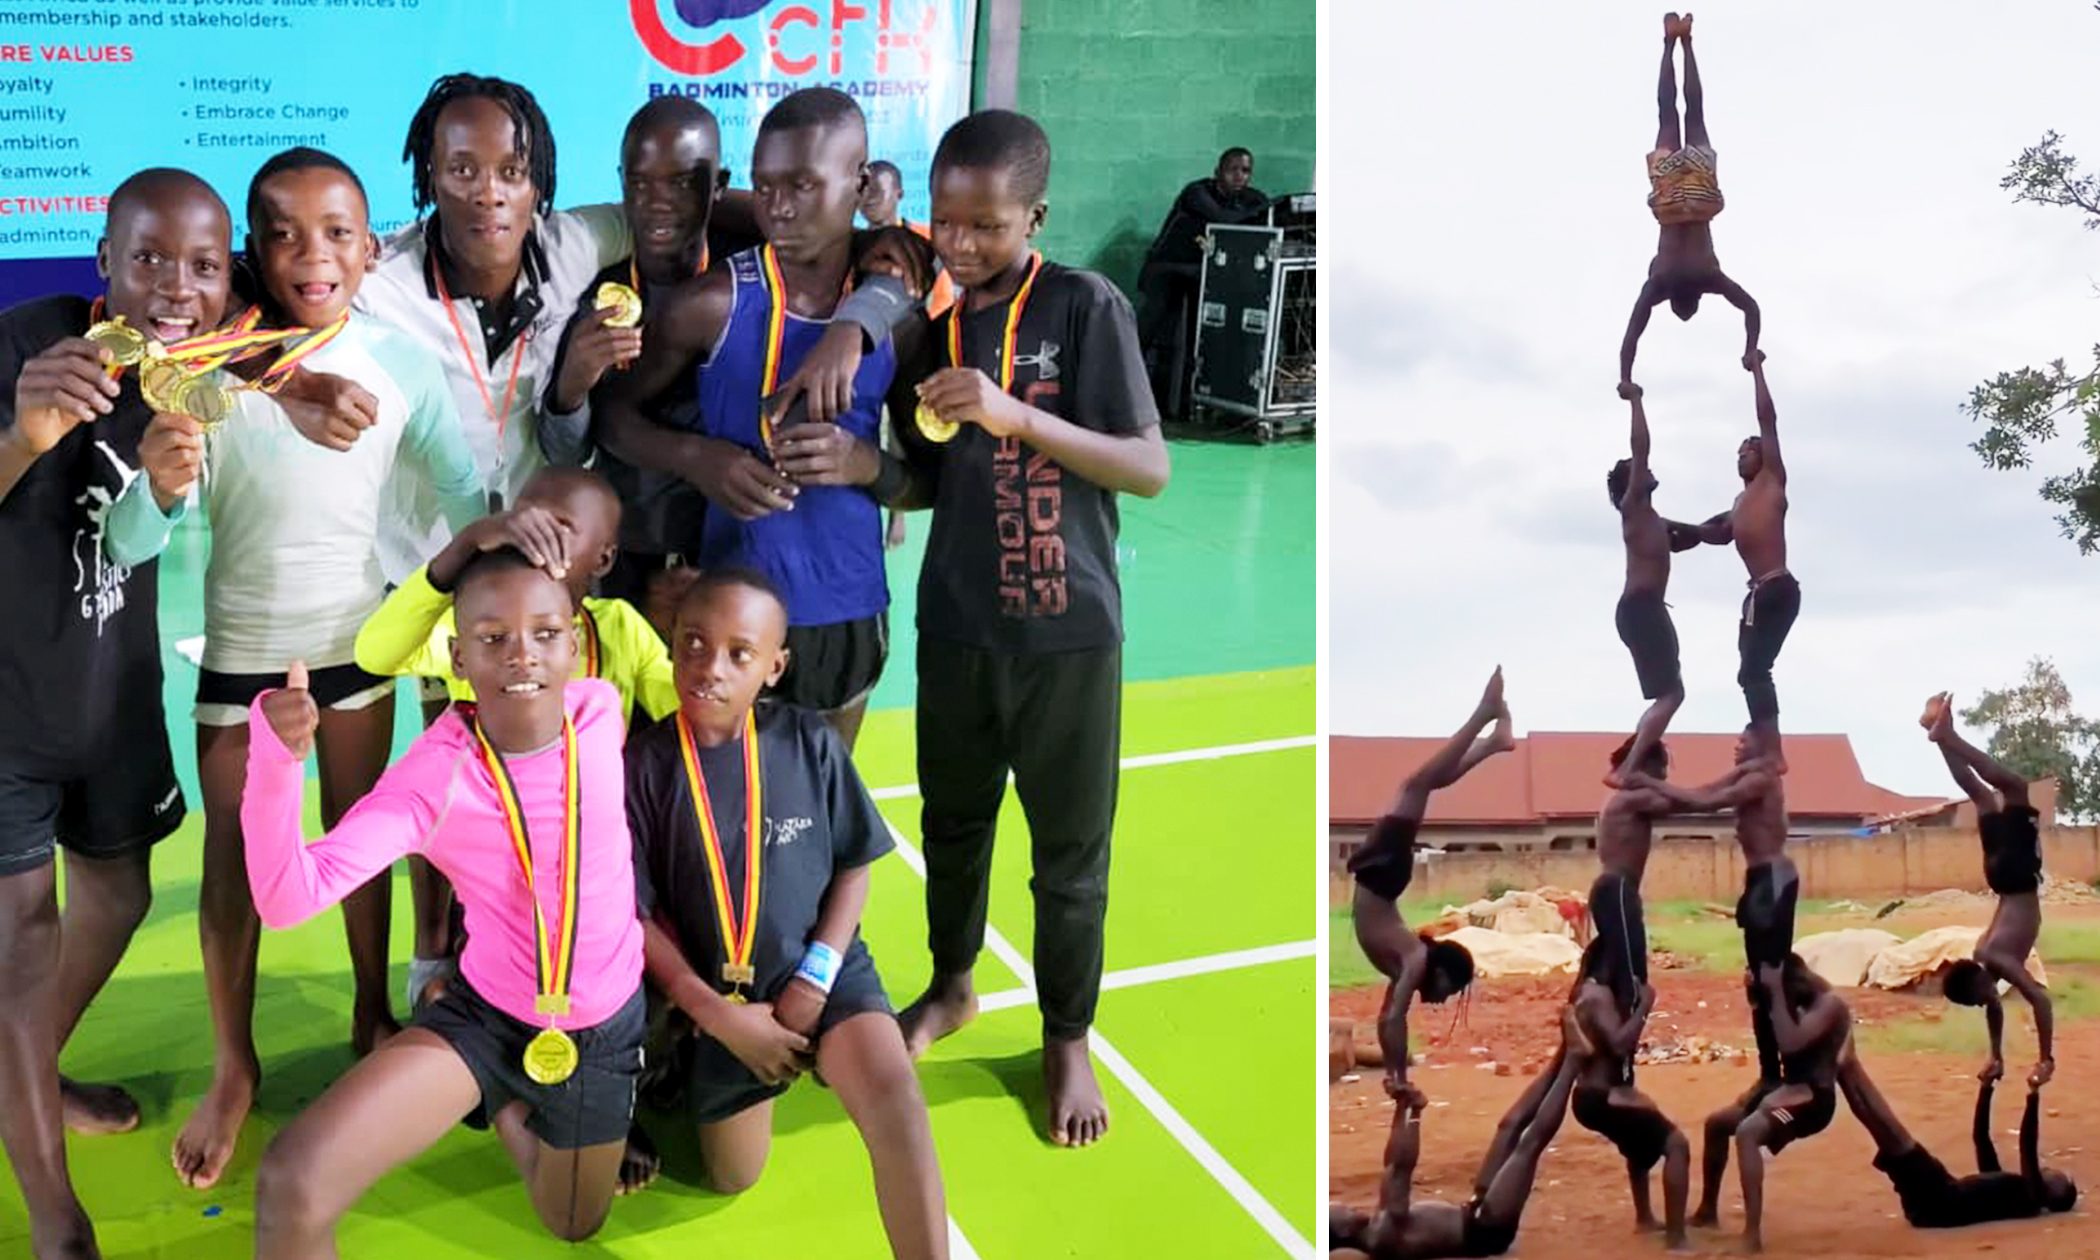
[872,110,1171,1148]
[625,570,947,1258]
[0,168,230,1260]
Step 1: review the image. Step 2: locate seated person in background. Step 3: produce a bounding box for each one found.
[1137,147,1270,418]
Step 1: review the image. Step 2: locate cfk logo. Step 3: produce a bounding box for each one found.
[631,0,942,78]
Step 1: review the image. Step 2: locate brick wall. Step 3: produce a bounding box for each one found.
[978,0,1317,295]
[1326,825,2100,907]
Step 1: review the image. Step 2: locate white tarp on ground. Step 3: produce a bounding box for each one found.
[1439,925,1584,978]
[1794,929,1902,988]
[1863,925,2049,991]
[1448,888,1584,938]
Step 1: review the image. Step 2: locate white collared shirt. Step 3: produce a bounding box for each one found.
[357,205,630,581]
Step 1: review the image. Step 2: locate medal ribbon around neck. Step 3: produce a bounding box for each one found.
[755,243,855,454]
[471,712,582,1020]
[579,607,600,680]
[433,264,529,439]
[675,710,763,995]
[252,310,351,392]
[946,251,1043,393]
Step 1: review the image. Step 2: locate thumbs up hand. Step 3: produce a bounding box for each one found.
[262,660,319,759]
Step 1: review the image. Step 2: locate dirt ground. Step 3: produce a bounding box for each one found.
[1330,911,2099,1257]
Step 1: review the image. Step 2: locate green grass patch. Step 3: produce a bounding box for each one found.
[2038,920,2100,966]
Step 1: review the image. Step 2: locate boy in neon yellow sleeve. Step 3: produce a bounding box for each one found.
[355,467,677,724]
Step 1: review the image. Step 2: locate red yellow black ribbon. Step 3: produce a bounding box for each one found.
[674,710,763,995]
[471,713,582,1019]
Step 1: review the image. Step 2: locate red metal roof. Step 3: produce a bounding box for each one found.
[1330,731,1956,826]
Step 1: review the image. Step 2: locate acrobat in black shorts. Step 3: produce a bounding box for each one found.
[1981,807,2044,896]
[1761,1084,1836,1155]
[0,735,186,878]
[1614,588,1683,701]
[1574,1085,1676,1170]
[417,976,646,1149]
[778,614,888,712]
[1348,813,1418,901]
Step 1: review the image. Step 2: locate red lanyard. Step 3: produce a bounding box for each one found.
[433,263,528,438]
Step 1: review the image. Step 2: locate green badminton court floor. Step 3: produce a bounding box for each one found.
[0,438,1316,1258]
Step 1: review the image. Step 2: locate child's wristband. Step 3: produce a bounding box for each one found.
[795,941,842,995]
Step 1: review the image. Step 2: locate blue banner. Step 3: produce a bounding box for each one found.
[0,0,977,304]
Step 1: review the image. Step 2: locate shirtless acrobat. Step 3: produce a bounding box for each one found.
[1619,12,1761,387]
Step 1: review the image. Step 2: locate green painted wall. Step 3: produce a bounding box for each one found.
[973,0,1316,297]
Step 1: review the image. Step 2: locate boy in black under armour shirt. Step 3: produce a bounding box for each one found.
[872,110,1171,1149]
[0,168,228,1260]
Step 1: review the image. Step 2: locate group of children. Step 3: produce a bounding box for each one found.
[1330,15,2077,1258]
[0,71,1168,1260]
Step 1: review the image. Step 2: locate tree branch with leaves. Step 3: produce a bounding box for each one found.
[1962,131,2100,553]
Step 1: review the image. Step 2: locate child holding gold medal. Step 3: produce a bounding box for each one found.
[0,167,230,1260]
[241,549,645,1250]
[623,568,947,1258]
[878,111,1170,1149]
[594,88,935,752]
[103,147,485,1192]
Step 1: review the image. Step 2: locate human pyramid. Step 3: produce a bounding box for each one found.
[1331,15,2077,1258]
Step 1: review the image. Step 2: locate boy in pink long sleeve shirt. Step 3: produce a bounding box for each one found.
[240,548,643,1252]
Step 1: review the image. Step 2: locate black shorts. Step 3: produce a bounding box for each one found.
[652,939,894,1124]
[1761,1084,1835,1154]
[0,738,186,878]
[1981,807,2044,896]
[1348,813,1418,901]
[777,615,888,713]
[195,662,391,726]
[1738,859,1801,969]
[1873,1144,1959,1223]
[1574,1085,1676,1171]
[416,976,646,1150]
[1459,1196,1518,1257]
[1614,589,1682,701]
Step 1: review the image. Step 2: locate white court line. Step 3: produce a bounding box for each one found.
[883,821,1312,1257]
[976,940,1318,1014]
[868,735,1315,801]
[948,1218,983,1260]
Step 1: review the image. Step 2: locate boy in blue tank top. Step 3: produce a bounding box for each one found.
[593,88,909,751]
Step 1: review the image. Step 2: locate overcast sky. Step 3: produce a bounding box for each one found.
[1331,1,2100,796]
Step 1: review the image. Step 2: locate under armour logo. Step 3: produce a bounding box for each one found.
[1013,340,1060,382]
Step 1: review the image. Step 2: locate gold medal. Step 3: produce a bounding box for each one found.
[84,317,148,375]
[522,1026,579,1086]
[174,376,233,431]
[139,359,189,414]
[914,401,958,443]
[594,281,643,329]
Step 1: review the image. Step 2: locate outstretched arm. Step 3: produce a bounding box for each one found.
[1711,275,1761,362]
[1974,1080,2003,1174]
[1374,1093,1425,1225]
[1635,767,1772,814]
[1663,519,1708,552]
[1625,384,1653,508]
[1619,281,1663,385]
[1747,353,1784,484]
[1356,887,1425,1087]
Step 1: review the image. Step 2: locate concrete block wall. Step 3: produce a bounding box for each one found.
[979,0,1316,296]
[1327,826,2100,907]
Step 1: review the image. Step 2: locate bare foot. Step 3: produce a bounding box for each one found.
[1689,1208,1720,1229]
[1667,1238,1696,1256]
[1044,1035,1109,1147]
[1741,1227,1761,1255]
[616,1124,662,1195]
[1636,1216,1661,1233]
[1680,12,1695,40]
[2030,1058,2055,1089]
[899,972,978,1060]
[1476,666,1505,721]
[351,1006,402,1059]
[1663,12,1681,39]
[60,1077,140,1135]
[1928,693,1955,743]
[172,1067,256,1190]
